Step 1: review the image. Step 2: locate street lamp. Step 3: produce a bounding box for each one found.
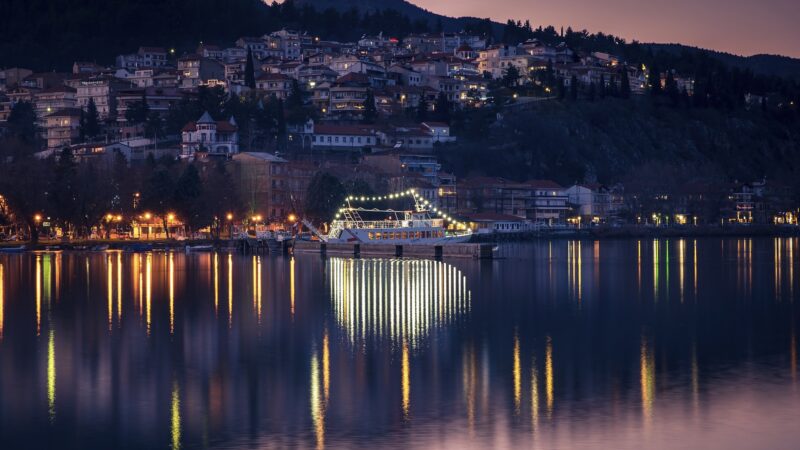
[288,214,297,223]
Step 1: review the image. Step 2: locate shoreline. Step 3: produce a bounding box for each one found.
[469,225,800,242]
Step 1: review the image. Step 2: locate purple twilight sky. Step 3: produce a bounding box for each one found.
[413,0,800,57]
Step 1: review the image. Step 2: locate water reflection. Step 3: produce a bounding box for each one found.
[328,258,470,349]
[0,240,797,449]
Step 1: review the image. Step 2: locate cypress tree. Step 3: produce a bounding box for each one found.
[620,69,631,99]
[245,48,256,89]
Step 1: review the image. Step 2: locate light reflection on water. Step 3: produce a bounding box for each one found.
[0,238,798,449]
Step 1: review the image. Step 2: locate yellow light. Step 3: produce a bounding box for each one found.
[288,214,297,223]
[226,213,233,221]
[167,213,175,221]
[144,212,152,220]
[34,214,42,222]
[115,215,122,222]
[106,213,114,221]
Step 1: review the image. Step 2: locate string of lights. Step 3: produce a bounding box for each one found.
[335,189,464,227]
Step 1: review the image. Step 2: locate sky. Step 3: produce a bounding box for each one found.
[412,0,800,58]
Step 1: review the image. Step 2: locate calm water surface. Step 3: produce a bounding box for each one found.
[0,238,798,449]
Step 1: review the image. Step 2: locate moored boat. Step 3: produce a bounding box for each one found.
[322,189,472,244]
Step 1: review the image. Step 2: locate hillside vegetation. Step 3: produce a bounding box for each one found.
[442,98,800,189]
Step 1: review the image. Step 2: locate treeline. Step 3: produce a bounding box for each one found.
[0,0,435,71]
[499,21,800,109]
[0,147,240,242]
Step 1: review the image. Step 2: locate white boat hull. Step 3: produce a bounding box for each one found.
[326,227,472,244]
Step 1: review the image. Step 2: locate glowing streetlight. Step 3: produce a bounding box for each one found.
[34,214,42,223]
[144,212,152,220]
[167,213,175,222]
[226,213,233,221]
[288,214,297,223]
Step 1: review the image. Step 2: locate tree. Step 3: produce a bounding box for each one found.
[558,78,566,100]
[285,79,309,125]
[363,89,377,124]
[587,82,596,101]
[416,96,429,122]
[619,69,631,99]
[0,154,49,243]
[304,172,346,223]
[173,164,206,234]
[649,65,661,95]
[204,161,242,239]
[49,148,79,235]
[599,74,607,98]
[502,65,520,88]
[570,75,579,100]
[665,70,680,105]
[125,92,149,125]
[140,166,176,239]
[245,48,256,89]
[144,111,164,139]
[7,101,38,144]
[434,91,451,123]
[82,98,101,139]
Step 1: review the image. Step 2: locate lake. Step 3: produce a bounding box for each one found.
[0,238,798,449]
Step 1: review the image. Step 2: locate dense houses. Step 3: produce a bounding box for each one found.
[1,28,791,232]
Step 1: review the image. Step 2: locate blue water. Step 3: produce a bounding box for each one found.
[0,238,798,449]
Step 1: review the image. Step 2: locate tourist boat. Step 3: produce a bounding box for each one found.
[322,189,472,244]
[0,245,25,254]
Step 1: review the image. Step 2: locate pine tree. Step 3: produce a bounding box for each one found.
[82,98,101,139]
[434,91,451,123]
[245,48,256,89]
[665,70,679,105]
[362,89,377,124]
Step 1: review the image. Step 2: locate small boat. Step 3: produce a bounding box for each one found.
[185,244,213,252]
[0,245,26,254]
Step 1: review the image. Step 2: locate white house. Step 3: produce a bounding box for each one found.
[310,123,378,149]
[181,111,239,158]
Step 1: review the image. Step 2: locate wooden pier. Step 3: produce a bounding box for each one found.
[292,240,494,259]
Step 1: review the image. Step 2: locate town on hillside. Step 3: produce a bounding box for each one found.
[0,28,796,240]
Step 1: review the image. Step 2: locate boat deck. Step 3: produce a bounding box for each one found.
[292,240,494,259]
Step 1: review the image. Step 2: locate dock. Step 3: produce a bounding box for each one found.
[292,240,494,259]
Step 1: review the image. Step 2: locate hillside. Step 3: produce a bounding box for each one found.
[293,0,499,32]
[442,98,800,190]
[649,44,800,80]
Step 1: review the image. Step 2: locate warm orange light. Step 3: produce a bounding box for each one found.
[34,214,42,223]
[288,214,297,223]
[226,213,233,221]
[106,213,114,221]
[115,215,122,222]
[167,213,175,221]
[144,212,152,220]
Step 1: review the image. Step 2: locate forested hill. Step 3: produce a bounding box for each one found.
[442,98,800,192]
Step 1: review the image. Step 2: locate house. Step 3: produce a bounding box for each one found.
[463,212,531,234]
[34,86,77,120]
[231,152,315,221]
[44,108,82,149]
[116,47,169,69]
[177,55,225,89]
[180,111,239,158]
[565,183,613,224]
[116,87,182,126]
[76,76,132,120]
[421,122,455,143]
[457,177,568,225]
[255,73,293,99]
[328,73,371,118]
[310,123,378,149]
